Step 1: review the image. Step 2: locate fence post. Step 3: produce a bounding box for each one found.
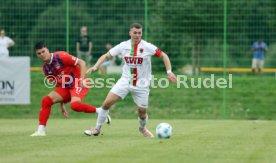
[144,0,148,40]
[223,0,228,119]
[66,0,70,53]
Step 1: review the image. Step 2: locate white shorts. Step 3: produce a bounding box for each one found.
[110,78,150,108]
[252,58,264,69]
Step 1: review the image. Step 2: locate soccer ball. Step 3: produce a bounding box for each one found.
[156,123,173,139]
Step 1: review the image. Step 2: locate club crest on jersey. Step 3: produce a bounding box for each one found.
[139,48,144,54]
[124,56,143,66]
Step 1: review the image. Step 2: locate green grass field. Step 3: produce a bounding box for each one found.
[0,119,275,163]
[1,72,276,162]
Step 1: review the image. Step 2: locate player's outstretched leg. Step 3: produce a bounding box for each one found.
[84,107,109,136]
[138,108,154,138]
[31,96,54,136]
[70,100,111,125]
[70,101,97,113]
[84,92,121,136]
[31,91,63,136]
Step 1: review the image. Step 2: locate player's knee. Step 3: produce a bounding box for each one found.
[70,101,83,112]
[41,96,54,108]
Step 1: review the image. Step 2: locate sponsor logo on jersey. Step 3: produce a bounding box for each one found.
[124,56,143,65]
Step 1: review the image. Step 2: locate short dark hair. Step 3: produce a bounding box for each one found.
[130,23,143,30]
[34,41,47,51]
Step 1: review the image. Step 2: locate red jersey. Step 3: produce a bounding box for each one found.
[43,51,80,88]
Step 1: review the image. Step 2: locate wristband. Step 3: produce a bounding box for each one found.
[166,70,172,74]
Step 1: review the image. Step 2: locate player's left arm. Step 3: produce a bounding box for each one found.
[86,52,112,74]
[159,52,177,83]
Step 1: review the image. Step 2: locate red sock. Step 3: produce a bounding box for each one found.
[70,101,96,113]
[39,96,54,126]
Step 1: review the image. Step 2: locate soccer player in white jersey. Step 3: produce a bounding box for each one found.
[85,23,176,138]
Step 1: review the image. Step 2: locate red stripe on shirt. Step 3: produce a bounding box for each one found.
[133,43,139,86]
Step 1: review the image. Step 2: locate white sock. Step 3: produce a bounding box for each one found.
[96,107,109,129]
[96,108,100,113]
[38,125,45,133]
[139,115,148,128]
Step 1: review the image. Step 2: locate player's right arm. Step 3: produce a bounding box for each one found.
[87,42,123,74]
[86,52,112,73]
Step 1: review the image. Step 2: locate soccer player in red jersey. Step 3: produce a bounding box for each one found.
[31,42,110,136]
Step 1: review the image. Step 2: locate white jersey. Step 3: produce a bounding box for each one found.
[109,39,161,88]
[0,36,13,57]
